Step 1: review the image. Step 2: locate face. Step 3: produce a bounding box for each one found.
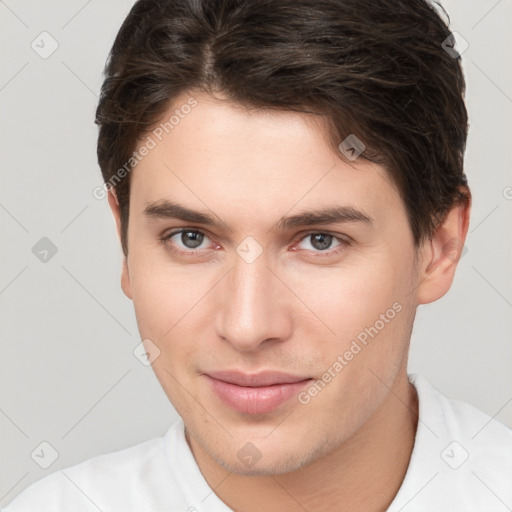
[116,90,424,475]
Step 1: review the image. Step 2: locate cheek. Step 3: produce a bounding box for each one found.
[128,255,202,404]
[127,247,203,341]
[294,281,414,432]
[287,253,413,344]
[127,250,229,387]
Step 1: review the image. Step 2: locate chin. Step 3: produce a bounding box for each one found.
[215,452,311,477]
[206,432,330,477]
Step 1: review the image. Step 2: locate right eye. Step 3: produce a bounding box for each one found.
[160,228,220,256]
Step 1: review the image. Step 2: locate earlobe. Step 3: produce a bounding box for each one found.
[107,187,133,300]
[415,195,471,305]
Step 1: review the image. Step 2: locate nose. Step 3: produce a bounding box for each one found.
[214,247,293,352]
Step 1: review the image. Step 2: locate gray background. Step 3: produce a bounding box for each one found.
[1,0,511,506]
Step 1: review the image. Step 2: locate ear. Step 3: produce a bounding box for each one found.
[415,193,471,305]
[107,187,133,300]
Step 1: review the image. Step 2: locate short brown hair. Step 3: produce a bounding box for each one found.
[95,0,470,256]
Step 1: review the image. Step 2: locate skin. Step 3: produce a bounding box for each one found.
[108,90,470,511]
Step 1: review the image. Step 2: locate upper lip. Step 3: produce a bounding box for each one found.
[205,370,312,387]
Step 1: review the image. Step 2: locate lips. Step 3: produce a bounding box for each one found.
[204,370,312,414]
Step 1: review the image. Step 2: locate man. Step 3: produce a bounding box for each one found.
[4,0,511,510]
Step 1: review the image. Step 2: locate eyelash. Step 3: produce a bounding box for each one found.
[159,228,351,258]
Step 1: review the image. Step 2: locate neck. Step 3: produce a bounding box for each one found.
[188,372,418,512]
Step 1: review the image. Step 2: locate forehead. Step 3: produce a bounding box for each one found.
[129,91,402,228]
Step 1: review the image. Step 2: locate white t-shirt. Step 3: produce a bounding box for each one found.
[3,374,512,511]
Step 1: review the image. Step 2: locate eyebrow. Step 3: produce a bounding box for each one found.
[144,201,232,232]
[143,200,372,232]
[274,205,372,230]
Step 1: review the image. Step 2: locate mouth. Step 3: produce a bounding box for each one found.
[204,370,313,415]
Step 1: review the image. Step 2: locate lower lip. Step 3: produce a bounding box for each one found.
[205,376,312,414]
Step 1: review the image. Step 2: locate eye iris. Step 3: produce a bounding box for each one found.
[182,231,203,249]
[311,233,332,250]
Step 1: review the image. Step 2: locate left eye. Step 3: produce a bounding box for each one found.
[295,233,343,252]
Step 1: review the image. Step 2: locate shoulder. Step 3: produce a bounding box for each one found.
[2,422,186,512]
[388,374,512,512]
[411,373,512,464]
